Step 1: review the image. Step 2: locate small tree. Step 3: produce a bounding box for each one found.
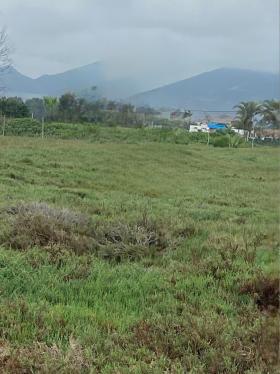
[26,98,45,119]
[0,97,29,117]
[58,93,77,122]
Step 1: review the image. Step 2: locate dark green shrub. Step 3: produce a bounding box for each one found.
[212,135,230,148]
[5,118,41,136]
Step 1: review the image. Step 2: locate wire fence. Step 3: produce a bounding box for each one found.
[0,115,279,146]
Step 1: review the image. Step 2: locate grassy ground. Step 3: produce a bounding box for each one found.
[0,135,279,373]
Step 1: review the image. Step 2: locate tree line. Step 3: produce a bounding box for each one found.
[0,93,159,126]
[0,95,279,132]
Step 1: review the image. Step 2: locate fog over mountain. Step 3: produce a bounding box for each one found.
[1,62,147,100]
[0,0,278,109]
[1,64,278,111]
[129,68,279,110]
[0,0,278,89]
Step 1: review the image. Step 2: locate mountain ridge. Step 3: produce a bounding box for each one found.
[0,64,278,110]
[128,68,279,110]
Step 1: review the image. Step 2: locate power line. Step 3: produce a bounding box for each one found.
[189,109,236,113]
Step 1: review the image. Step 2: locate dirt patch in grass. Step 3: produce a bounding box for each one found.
[240,276,279,312]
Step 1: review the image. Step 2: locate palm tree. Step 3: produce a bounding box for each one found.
[234,101,261,139]
[260,100,280,129]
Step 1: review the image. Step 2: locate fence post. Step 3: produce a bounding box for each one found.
[2,115,5,136]
[41,117,44,139]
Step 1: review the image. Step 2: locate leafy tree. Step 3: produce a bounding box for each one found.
[0,97,29,117]
[234,101,261,137]
[183,110,192,119]
[107,100,117,111]
[58,93,77,122]
[25,98,45,119]
[120,104,135,125]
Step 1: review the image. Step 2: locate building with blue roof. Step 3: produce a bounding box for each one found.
[208,122,228,131]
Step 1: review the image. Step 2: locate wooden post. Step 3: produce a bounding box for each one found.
[41,117,44,139]
[2,115,6,136]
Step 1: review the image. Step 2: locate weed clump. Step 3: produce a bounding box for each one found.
[240,276,279,312]
[0,338,90,373]
[132,314,267,373]
[2,203,194,261]
[94,215,172,262]
[3,203,94,254]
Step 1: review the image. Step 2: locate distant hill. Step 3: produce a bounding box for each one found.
[0,62,142,100]
[1,66,278,110]
[129,68,279,111]
[0,62,105,98]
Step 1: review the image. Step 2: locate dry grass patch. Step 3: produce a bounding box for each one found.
[3,203,94,254]
[1,202,195,261]
[0,338,90,374]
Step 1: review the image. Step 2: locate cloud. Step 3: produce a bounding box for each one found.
[0,0,278,89]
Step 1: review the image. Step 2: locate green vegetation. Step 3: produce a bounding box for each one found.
[2,118,210,144]
[0,134,279,373]
[2,95,280,133]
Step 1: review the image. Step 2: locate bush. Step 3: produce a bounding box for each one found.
[5,118,41,136]
[94,215,172,261]
[4,203,94,254]
[230,134,244,148]
[212,134,230,148]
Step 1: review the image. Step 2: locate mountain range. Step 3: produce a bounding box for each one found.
[0,63,278,111]
[129,68,279,111]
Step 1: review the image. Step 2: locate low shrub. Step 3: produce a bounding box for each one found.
[212,134,230,148]
[94,215,172,261]
[5,118,41,136]
[3,203,94,254]
[2,203,195,261]
[212,133,244,148]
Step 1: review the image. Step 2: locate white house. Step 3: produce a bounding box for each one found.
[189,122,209,133]
[231,128,245,136]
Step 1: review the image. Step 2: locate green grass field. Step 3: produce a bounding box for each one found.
[0,134,279,373]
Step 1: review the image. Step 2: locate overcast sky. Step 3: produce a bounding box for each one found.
[0,0,279,88]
